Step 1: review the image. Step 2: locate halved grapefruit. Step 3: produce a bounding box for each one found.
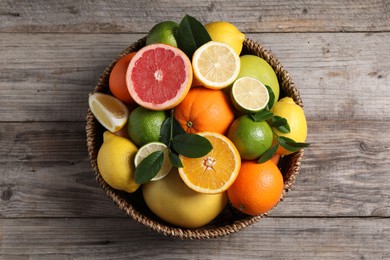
[126,44,193,110]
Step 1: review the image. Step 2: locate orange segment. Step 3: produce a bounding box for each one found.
[178,132,241,194]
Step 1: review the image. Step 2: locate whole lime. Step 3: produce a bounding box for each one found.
[237,55,280,103]
[127,106,167,147]
[143,168,228,228]
[227,115,273,160]
[97,131,140,193]
[146,21,179,47]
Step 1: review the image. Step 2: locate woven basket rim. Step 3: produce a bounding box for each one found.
[86,37,304,239]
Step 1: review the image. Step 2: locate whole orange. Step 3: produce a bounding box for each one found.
[174,87,235,134]
[227,160,284,216]
[109,52,137,104]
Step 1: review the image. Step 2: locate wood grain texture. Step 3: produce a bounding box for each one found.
[0,218,389,259]
[1,33,389,122]
[0,0,389,33]
[1,121,389,218]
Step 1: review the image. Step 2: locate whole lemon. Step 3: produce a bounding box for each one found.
[205,21,245,55]
[97,131,140,193]
[237,55,280,103]
[142,168,228,228]
[271,97,308,155]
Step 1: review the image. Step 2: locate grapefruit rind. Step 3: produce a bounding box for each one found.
[126,44,193,110]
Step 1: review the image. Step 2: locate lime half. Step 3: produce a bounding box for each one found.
[231,76,269,114]
[134,142,172,181]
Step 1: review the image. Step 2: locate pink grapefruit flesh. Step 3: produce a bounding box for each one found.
[126,44,193,110]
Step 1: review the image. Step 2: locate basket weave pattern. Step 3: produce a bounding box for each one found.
[86,38,304,239]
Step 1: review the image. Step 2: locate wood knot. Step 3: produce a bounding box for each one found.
[1,187,13,201]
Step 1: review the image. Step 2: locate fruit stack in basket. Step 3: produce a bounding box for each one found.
[88,15,309,229]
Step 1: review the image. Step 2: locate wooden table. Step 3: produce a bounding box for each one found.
[1,1,389,258]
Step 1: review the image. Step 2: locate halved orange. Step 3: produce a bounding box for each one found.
[178,132,241,194]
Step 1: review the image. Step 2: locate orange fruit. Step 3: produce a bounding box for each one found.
[270,153,281,165]
[126,44,192,110]
[109,52,137,104]
[227,160,284,216]
[178,132,241,194]
[174,87,235,134]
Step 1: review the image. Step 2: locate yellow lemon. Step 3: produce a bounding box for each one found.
[271,97,308,155]
[143,168,228,228]
[205,21,245,55]
[97,131,140,193]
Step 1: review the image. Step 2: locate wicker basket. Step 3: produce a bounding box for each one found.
[86,37,304,239]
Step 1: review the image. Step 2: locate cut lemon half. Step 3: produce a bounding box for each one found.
[192,41,240,90]
[231,76,270,113]
[134,142,172,181]
[178,132,241,194]
[89,92,129,132]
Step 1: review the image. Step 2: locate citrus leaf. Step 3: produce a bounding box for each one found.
[265,85,275,109]
[257,143,278,164]
[172,117,186,136]
[172,133,212,158]
[135,151,164,184]
[251,110,273,122]
[169,150,183,168]
[278,136,310,152]
[176,14,212,58]
[159,117,171,145]
[270,116,290,133]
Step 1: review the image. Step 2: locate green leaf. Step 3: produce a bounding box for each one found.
[159,117,171,145]
[176,14,212,58]
[270,116,290,133]
[135,151,164,184]
[172,133,212,158]
[278,136,310,152]
[257,143,279,164]
[265,85,275,109]
[251,110,273,122]
[169,151,183,168]
[172,117,186,136]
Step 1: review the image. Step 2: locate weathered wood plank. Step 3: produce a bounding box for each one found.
[0,33,389,122]
[1,120,389,218]
[0,0,389,33]
[0,217,388,259]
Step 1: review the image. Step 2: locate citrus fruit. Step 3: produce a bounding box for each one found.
[174,87,235,134]
[97,131,140,193]
[231,76,270,114]
[204,21,245,55]
[88,92,129,132]
[143,168,228,228]
[270,97,308,155]
[227,115,273,160]
[192,41,240,90]
[237,55,280,103]
[109,52,137,104]
[178,132,241,194]
[227,160,284,216]
[146,21,179,47]
[134,142,172,181]
[126,44,192,110]
[127,106,167,147]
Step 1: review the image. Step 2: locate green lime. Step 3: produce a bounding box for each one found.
[146,21,179,47]
[237,55,280,104]
[227,115,273,160]
[127,106,167,147]
[231,76,269,114]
